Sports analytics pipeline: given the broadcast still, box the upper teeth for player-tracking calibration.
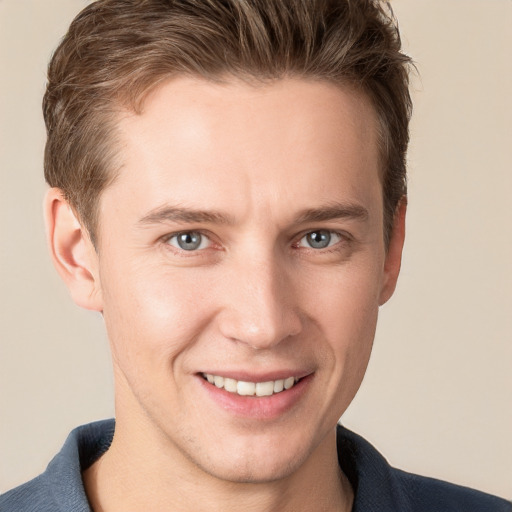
[203,374,298,397]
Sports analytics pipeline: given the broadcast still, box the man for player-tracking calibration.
[1,0,510,510]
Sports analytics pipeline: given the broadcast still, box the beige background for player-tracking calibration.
[1,0,511,499]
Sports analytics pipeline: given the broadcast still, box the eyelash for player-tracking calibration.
[161,229,350,256]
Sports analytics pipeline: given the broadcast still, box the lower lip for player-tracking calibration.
[198,375,312,419]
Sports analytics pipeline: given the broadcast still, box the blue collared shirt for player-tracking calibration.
[1,419,510,511]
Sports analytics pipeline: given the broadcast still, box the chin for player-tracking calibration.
[200,452,304,484]
[185,428,316,485]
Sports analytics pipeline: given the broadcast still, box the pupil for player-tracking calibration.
[178,232,201,250]
[308,231,330,249]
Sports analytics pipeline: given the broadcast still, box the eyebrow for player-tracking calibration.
[138,201,369,227]
[293,202,369,224]
[138,205,235,226]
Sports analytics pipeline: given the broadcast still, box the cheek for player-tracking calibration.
[316,289,378,421]
[99,259,212,373]
[305,256,383,335]
[304,260,382,393]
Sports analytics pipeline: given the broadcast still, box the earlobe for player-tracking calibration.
[44,188,103,311]
[379,197,407,306]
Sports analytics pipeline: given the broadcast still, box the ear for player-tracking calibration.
[379,197,407,306]
[44,188,103,311]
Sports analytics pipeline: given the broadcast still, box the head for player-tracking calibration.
[44,0,411,488]
[44,0,411,248]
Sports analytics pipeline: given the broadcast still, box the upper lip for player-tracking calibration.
[198,369,314,382]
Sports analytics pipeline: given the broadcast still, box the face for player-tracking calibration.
[89,77,402,483]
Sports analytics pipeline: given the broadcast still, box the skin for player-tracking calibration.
[46,77,405,511]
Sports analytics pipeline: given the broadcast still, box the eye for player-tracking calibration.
[298,230,342,249]
[166,231,210,251]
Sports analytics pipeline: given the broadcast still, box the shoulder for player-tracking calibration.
[0,419,114,512]
[392,467,512,512]
[0,474,55,512]
[337,425,512,512]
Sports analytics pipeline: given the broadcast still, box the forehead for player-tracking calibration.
[121,76,379,164]
[103,77,381,227]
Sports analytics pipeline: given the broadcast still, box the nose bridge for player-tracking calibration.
[219,250,302,349]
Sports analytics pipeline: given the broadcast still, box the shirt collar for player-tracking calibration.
[44,419,403,511]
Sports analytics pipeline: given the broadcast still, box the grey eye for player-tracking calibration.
[300,230,341,249]
[167,231,209,251]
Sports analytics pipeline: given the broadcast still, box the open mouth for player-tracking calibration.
[202,373,300,397]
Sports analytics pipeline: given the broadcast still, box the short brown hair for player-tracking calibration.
[43,0,412,247]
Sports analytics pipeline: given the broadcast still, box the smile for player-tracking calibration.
[202,373,300,397]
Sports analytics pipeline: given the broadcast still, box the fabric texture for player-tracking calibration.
[1,419,510,511]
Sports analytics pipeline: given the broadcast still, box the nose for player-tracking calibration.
[217,256,303,350]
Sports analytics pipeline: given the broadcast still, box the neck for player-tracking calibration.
[83,418,353,512]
